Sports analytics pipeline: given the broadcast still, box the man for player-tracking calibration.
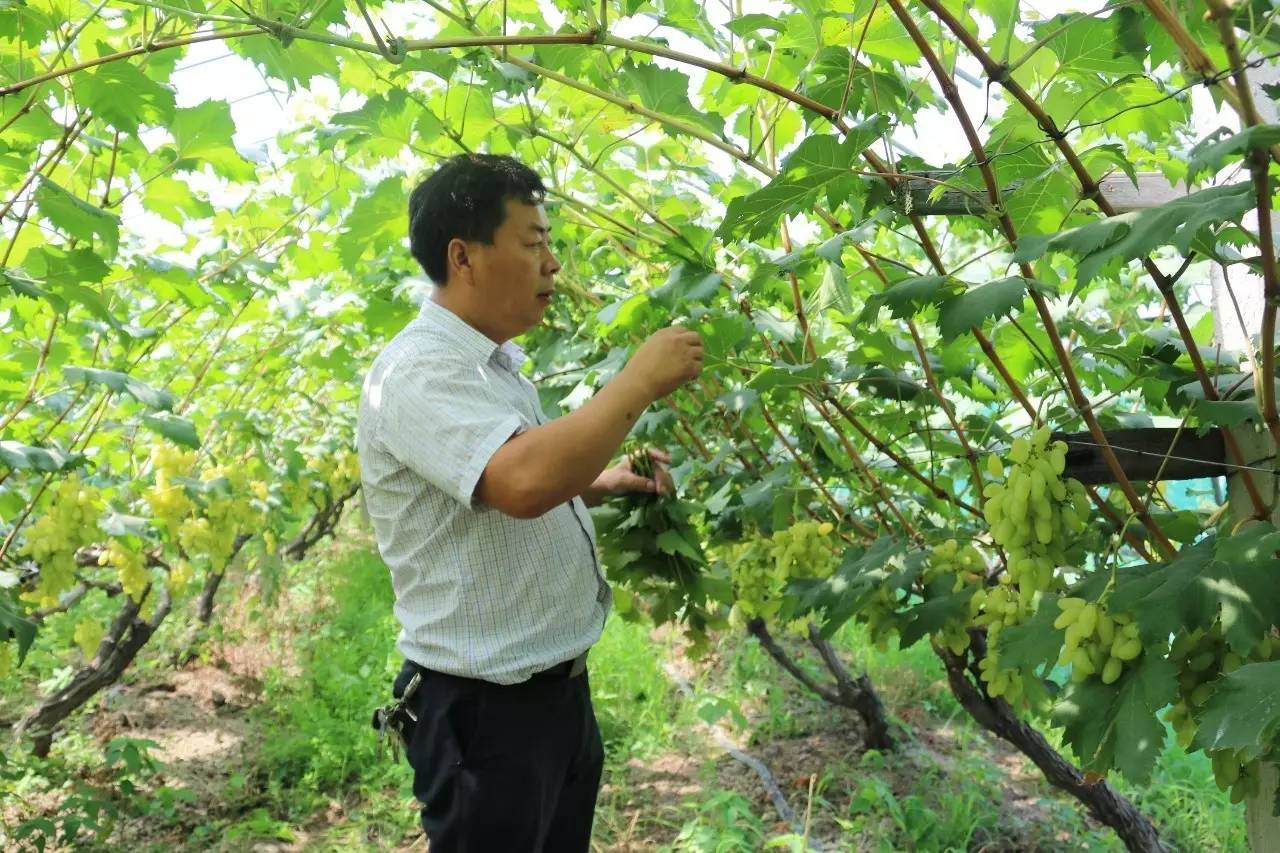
[356,153,703,851]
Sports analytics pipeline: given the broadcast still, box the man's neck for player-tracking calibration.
[430,288,507,344]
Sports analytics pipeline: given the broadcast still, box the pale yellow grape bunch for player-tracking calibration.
[177,516,238,572]
[727,521,837,628]
[99,540,149,602]
[20,475,103,608]
[1054,597,1141,684]
[306,448,361,495]
[977,644,1024,702]
[725,539,783,625]
[146,445,197,537]
[768,521,838,580]
[971,582,1035,699]
[73,616,104,658]
[925,539,987,655]
[982,425,1089,604]
[183,462,268,572]
[331,450,360,491]
[169,559,194,587]
[924,539,985,593]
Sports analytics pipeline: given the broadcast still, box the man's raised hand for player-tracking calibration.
[624,327,703,401]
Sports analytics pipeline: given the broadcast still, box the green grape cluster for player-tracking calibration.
[728,521,836,630]
[924,539,986,655]
[971,583,1034,701]
[73,616,103,659]
[1164,626,1280,752]
[1209,748,1263,804]
[0,642,11,677]
[21,475,103,609]
[1054,597,1142,684]
[982,426,1089,604]
[99,540,149,602]
[860,585,900,651]
[977,644,1024,702]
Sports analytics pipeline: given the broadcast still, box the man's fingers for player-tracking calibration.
[616,471,658,493]
[646,448,671,464]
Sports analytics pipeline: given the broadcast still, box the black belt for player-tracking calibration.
[401,651,588,686]
[529,650,588,681]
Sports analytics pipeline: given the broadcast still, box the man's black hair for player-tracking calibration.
[407,154,546,285]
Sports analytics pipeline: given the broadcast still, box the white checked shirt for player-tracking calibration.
[356,300,611,685]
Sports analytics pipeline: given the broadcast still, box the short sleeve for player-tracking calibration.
[373,356,527,507]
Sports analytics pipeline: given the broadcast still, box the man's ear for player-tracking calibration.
[447,238,472,283]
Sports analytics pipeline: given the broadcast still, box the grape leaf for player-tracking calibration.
[852,366,924,401]
[747,359,832,393]
[0,0,52,46]
[142,413,201,449]
[0,597,38,666]
[34,177,120,256]
[1,267,56,306]
[997,593,1065,673]
[623,62,725,139]
[1108,524,1280,656]
[143,175,215,225]
[337,178,404,270]
[0,440,86,473]
[1053,655,1177,783]
[1187,125,1280,183]
[789,536,914,636]
[1114,7,1147,64]
[656,529,701,561]
[898,582,974,649]
[170,101,256,182]
[648,262,722,309]
[937,276,1045,342]
[726,13,785,36]
[858,275,954,324]
[1191,399,1259,427]
[1036,14,1146,75]
[75,60,175,134]
[1192,662,1280,755]
[1012,183,1255,287]
[63,367,175,411]
[719,118,884,241]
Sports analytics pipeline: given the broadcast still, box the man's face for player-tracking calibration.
[466,199,560,338]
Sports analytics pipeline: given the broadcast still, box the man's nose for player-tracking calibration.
[545,249,561,276]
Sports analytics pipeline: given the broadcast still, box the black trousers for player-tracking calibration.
[392,659,604,852]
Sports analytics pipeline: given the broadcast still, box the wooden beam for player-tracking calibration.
[894,172,1193,217]
[1055,428,1228,484]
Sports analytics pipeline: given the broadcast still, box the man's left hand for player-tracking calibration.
[593,448,674,499]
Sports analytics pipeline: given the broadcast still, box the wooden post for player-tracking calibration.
[1224,426,1279,850]
[1214,53,1280,853]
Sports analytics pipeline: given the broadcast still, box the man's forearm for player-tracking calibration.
[480,369,654,517]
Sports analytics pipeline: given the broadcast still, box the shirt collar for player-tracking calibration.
[418,300,528,371]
